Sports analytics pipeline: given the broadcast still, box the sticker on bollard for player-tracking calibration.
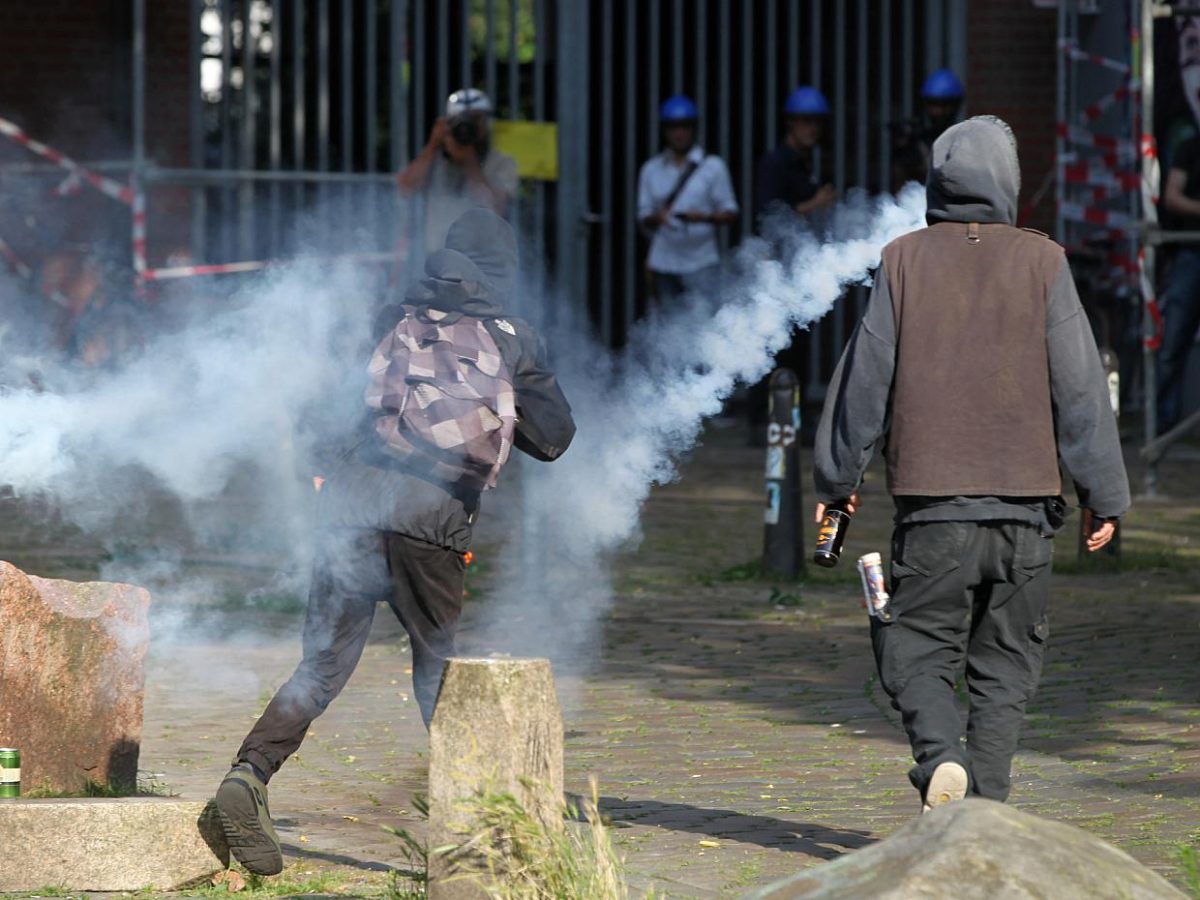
[0,749,20,798]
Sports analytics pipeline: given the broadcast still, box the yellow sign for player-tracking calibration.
[491,120,559,181]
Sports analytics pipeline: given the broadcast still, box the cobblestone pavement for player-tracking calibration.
[2,427,1198,897]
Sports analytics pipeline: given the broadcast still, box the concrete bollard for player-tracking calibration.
[427,657,563,900]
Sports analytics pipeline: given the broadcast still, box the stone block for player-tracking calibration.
[0,561,149,793]
[0,798,229,891]
[428,657,563,900]
[746,798,1187,900]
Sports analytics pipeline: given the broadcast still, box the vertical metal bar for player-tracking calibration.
[132,0,146,286]
[856,0,868,193]
[925,0,944,74]
[1140,0,1159,491]
[696,0,707,140]
[294,0,307,231]
[220,0,234,260]
[878,0,891,193]
[342,0,353,171]
[509,0,519,118]
[649,0,660,141]
[787,0,798,91]
[270,0,283,254]
[461,0,471,89]
[808,0,826,395]
[390,0,407,170]
[719,0,730,166]
[902,0,914,120]
[625,0,637,332]
[534,0,547,314]
[556,0,590,322]
[189,0,207,263]
[240,0,256,257]
[485,0,497,102]
[317,0,331,213]
[437,0,449,107]
[601,3,614,345]
[765,0,777,151]
[832,0,846,353]
[364,0,378,249]
[672,0,683,94]
[740,1,752,236]
[414,0,426,141]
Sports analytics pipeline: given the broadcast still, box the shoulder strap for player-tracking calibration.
[663,156,704,209]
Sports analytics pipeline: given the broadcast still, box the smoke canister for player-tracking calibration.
[813,503,851,568]
[0,748,19,798]
[856,553,893,622]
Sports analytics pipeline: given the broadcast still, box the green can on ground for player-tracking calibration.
[0,748,20,798]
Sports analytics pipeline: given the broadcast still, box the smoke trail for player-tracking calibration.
[485,185,927,668]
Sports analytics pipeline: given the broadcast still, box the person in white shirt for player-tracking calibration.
[637,95,739,309]
[397,88,519,256]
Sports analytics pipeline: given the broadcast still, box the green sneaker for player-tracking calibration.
[215,763,284,876]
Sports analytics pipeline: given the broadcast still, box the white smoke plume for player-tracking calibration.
[0,185,926,676]
[486,185,928,666]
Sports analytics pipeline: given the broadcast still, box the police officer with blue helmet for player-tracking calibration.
[753,86,836,224]
[637,94,739,308]
[892,68,965,190]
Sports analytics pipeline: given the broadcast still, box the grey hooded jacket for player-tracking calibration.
[316,209,576,551]
[813,116,1130,526]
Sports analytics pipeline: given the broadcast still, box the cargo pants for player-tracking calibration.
[236,527,465,781]
[871,520,1053,802]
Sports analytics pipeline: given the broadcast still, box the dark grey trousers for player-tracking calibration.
[237,527,465,780]
[872,520,1053,801]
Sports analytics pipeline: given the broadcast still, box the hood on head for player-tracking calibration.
[925,115,1021,226]
[443,207,518,302]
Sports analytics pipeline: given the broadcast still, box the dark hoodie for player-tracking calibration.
[317,208,576,551]
[813,116,1130,526]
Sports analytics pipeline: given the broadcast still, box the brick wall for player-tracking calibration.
[967,0,1058,235]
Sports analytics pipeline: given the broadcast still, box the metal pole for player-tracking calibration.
[317,0,330,213]
[294,0,307,231]
[461,0,471,89]
[718,0,730,167]
[485,0,496,102]
[508,0,519,118]
[240,0,256,258]
[879,0,891,193]
[270,0,283,255]
[221,0,234,260]
[189,0,207,264]
[624,0,638,334]
[391,0,407,171]
[808,0,823,398]
[833,0,846,349]
[132,0,146,292]
[1141,0,1160,493]
[556,0,590,321]
[766,0,778,152]
[365,0,378,249]
[649,0,660,144]
[672,0,683,94]
[601,3,614,346]
[763,368,804,579]
[902,0,914,120]
[741,1,752,237]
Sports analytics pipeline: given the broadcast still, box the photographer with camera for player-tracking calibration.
[397,88,519,255]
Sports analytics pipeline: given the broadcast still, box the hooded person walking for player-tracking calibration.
[813,116,1129,812]
[214,208,576,876]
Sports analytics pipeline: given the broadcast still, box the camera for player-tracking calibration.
[451,117,479,146]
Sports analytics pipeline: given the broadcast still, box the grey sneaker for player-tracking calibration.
[922,761,968,814]
[215,763,284,876]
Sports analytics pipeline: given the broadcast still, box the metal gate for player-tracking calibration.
[169,0,964,385]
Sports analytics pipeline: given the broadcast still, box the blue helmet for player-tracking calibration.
[921,68,965,100]
[660,94,699,123]
[784,86,830,117]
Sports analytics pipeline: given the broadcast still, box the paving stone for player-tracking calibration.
[0,798,228,891]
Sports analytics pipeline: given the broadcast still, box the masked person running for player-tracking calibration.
[813,116,1129,812]
[214,209,575,876]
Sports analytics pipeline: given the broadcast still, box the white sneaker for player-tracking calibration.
[921,761,968,814]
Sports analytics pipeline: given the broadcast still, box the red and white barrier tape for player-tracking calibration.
[1056,123,1137,160]
[1078,83,1137,125]
[1062,160,1141,192]
[1057,38,1133,75]
[0,117,134,206]
[141,250,401,282]
[0,236,32,280]
[1059,200,1134,230]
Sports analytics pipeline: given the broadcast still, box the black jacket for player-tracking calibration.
[813,116,1130,526]
[315,209,575,551]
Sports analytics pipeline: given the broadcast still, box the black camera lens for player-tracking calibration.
[452,119,478,146]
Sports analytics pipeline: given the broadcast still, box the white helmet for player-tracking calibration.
[446,88,493,120]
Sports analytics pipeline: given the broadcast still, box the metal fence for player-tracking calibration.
[152,0,965,389]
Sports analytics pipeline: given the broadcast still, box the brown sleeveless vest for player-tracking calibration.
[883,221,1063,497]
